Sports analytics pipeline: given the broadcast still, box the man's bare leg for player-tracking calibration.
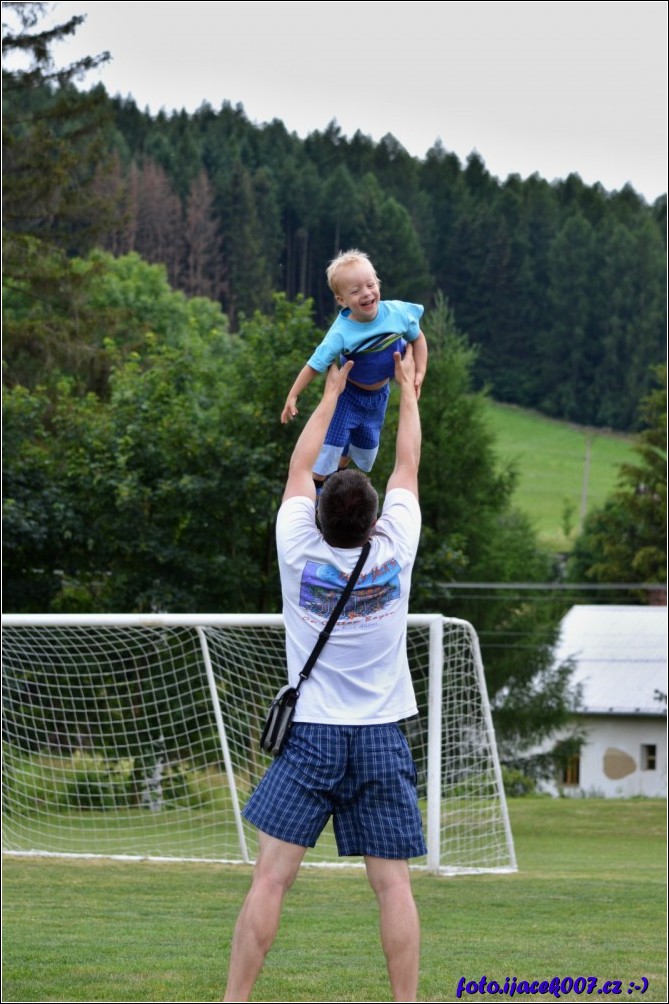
[365,856,420,1003]
[223,832,307,1002]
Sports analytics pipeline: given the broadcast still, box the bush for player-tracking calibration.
[501,766,537,797]
[61,754,133,810]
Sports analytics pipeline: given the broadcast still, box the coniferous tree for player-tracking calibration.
[539,213,598,421]
[252,166,284,294]
[2,2,111,252]
[591,214,667,429]
[92,149,137,258]
[418,141,465,307]
[2,2,114,390]
[217,159,273,328]
[279,156,323,300]
[134,160,183,288]
[567,365,667,586]
[182,169,223,300]
[348,173,432,303]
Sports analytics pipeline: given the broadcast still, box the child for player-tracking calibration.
[281,249,427,489]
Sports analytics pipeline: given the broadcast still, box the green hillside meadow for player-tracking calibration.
[484,401,636,553]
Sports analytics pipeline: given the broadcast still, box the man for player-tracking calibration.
[223,344,424,1003]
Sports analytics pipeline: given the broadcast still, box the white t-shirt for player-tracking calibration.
[275,488,421,724]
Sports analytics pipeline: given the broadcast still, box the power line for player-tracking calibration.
[438,582,666,591]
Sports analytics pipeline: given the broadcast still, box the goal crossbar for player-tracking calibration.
[2,613,517,875]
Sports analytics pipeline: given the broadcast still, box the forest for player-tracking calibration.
[3,12,667,430]
[2,3,666,767]
[101,101,666,432]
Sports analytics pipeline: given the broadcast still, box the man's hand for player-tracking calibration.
[410,330,427,401]
[387,343,421,497]
[394,342,416,393]
[324,358,354,398]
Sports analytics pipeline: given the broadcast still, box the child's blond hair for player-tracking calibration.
[326,249,381,295]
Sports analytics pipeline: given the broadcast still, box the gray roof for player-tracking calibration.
[553,605,668,716]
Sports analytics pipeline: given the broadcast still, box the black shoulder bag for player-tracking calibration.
[260,540,371,756]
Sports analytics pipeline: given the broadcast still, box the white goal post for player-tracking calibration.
[2,614,517,875]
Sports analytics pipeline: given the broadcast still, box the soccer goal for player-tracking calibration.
[2,614,516,875]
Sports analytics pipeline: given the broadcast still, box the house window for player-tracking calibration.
[561,755,580,786]
[641,744,657,770]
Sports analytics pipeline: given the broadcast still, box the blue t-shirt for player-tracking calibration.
[307,300,424,385]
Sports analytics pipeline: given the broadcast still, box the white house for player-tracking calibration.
[548,604,667,798]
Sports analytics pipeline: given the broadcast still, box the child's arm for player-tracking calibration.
[412,331,428,400]
[280,364,320,424]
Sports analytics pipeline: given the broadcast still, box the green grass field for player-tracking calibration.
[484,401,635,552]
[2,798,666,1002]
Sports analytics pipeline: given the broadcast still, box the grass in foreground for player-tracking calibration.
[2,798,666,1002]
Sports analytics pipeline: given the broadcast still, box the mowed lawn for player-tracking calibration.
[484,400,635,552]
[2,797,665,1002]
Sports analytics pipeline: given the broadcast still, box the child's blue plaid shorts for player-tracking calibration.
[243,722,427,859]
[313,382,391,476]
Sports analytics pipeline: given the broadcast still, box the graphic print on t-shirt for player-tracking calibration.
[299,559,401,621]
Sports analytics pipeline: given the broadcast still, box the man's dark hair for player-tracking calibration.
[318,469,378,547]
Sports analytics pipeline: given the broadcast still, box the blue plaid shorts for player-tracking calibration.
[243,723,427,859]
[325,382,390,450]
[313,382,391,476]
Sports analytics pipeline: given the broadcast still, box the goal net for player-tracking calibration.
[2,614,516,875]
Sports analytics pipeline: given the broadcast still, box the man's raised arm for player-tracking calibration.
[386,344,421,499]
[282,360,354,503]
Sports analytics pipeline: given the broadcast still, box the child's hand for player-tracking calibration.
[281,396,298,423]
[414,371,425,400]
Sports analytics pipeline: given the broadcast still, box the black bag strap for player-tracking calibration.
[297,540,371,687]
